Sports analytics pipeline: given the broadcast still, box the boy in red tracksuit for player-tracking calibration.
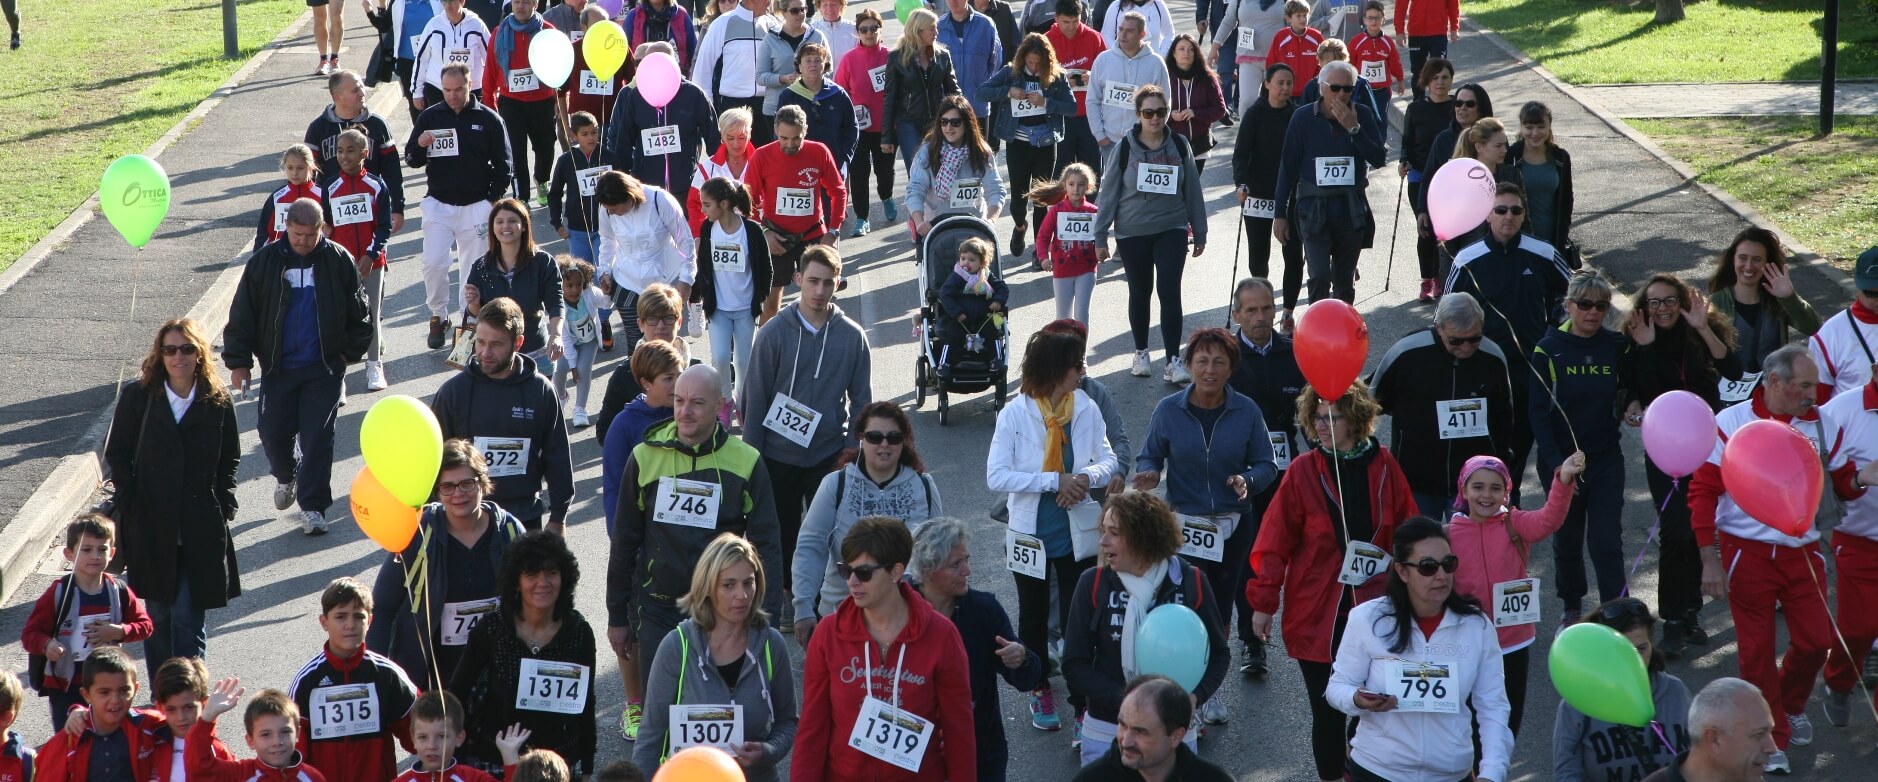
[187,681,325,782]
[744,108,849,319]
[288,579,418,782]
[0,669,34,782]
[21,516,153,732]
[1265,0,1324,97]
[1348,1,1404,109]
[34,649,166,782]
[393,692,502,782]
[1392,0,1458,99]
[1044,3,1108,171]
[319,128,396,391]
[149,657,234,782]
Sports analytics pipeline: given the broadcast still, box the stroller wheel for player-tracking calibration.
[938,387,950,425]
[915,357,930,408]
[994,377,1008,410]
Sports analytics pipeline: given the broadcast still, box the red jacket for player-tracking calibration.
[482,21,560,103]
[1248,445,1417,663]
[562,36,633,120]
[744,139,848,241]
[288,646,419,782]
[150,731,236,782]
[792,582,976,782]
[318,169,394,270]
[1393,0,1459,38]
[1045,21,1107,117]
[252,181,325,254]
[391,761,500,782]
[1265,26,1325,96]
[1348,32,1404,89]
[1,730,35,782]
[21,574,155,693]
[35,709,167,782]
[186,719,325,782]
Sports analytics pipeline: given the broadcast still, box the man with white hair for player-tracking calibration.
[1641,677,1775,782]
[1270,59,1384,305]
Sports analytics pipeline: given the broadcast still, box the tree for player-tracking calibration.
[1655,0,1685,24]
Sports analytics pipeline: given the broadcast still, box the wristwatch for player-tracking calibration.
[1349,122,1363,136]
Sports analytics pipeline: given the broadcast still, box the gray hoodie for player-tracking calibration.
[1552,670,1692,782]
[792,463,943,619]
[1093,126,1208,246]
[739,301,873,468]
[634,620,799,782]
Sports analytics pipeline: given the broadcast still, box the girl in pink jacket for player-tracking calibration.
[1446,451,1582,736]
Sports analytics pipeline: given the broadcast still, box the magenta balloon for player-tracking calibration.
[1642,390,1718,477]
[1427,157,1497,242]
[638,52,682,108]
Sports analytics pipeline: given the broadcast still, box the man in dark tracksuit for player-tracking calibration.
[1225,277,1302,675]
[304,69,407,233]
[224,199,375,536]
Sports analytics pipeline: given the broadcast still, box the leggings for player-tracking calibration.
[499,97,558,201]
[848,129,896,215]
[2,0,15,35]
[1470,646,1531,766]
[1118,228,1190,359]
[552,338,600,412]
[1649,456,1704,621]
[1053,273,1096,324]
[1296,649,1359,778]
[1017,552,1094,697]
[1243,214,1304,310]
[1057,115,1101,175]
[1408,180,1440,280]
[1005,139,1057,234]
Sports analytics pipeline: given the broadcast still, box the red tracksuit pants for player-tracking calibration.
[1721,533,1834,750]
[1824,532,1878,695]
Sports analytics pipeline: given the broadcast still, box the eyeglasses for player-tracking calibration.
[857,24,879,32]
[837,562,888,582]
[1405,555,1460,577]
[1325,83,1354,93]
[437,478,482,496]
[1643,297,1680,311]
[642,315,679,328]
[1444,334,1483,346]
[937,116,966,128]
[160,344,200,356]
[862,430,906,445]
[1453,99,1479,108]
[1137,107,1169,118]
[1492,205,1524,216]
[1570,298,1612,312]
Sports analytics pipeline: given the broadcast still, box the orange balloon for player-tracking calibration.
[653,746,743,782]
[350,466,419,552]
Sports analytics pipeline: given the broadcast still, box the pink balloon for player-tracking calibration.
[1427,157,1496,242]
[1641,390,1717,477]
[638,52,682,109]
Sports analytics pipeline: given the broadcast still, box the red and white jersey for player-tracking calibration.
[1809,302,1878,399]
[1690,390,1863,548]
[1824,382,1878,542]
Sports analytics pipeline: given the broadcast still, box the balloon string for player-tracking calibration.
[1619,478,1675,598]
[100,246,145,485]
[1461,265,1581,459]
[1801,543,1878,725]
[1326,405,1357,582]
[1650,721,1677,756]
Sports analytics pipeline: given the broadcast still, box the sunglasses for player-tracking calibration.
[1453,99,1479,108]
[1596,597,1652,624]
[643,315,679,327]
[1138,107,1169,118]
[1570,298,1612,312]
[937,116,967,128]
[160,343,200,356]
[837,562,889,582]
[784,5,806,13]
[1862,289,1878,299]
[1405,555,1460,577]
[437,478,481,496]
[1444,335,1483,346]
[1325,83,1355,93]
[857,24,879,32]
[1492,205,1525,216]
[862,430,906,445]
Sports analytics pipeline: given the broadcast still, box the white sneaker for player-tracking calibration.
[573,410,591,428]
[301,510,329,536]
[1197,697,1228,724]
[338,384,349,407]
[273,480,296,511]
[365,360,388,391]
[1167,359,1191,385]
[1130,350,1152,377]
[1764,749,1791,775]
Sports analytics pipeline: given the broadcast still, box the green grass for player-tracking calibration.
[1630,116,1878,267]
[1465,0,1878,84]
[0,0,308,271]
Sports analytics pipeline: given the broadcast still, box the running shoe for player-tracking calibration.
[1010,224,1027,257]
[1166,358,1191,385]
[1029,687,1062,731]
[1864,649,1878,688]
[1070,713,1083,750]
[1131,350,1152,377]
[10,32,19,50]
[1197,697,1228,724]
[274,479,297,511]
[882,199,898,222]
[535,183,549,208]
[1765,750,1791,775]
[317,56,331,76]
[1239,637,1268,676]
[572,410,590,428]
[1419,278,1436,301]
[1787,713,1813,747]
[365,360,387,391]
[301,510,329,536]
[621,701,644,740]
[850,218,870,237]
[600,319,615,352]
[1683,610,1709,645]
[429,316,448,349]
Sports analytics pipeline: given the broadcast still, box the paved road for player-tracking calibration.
[1578,80,1878,119]
[2,2,1874,780]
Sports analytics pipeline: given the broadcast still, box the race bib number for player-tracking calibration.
[1436,398,1487,440]
[653,477,722,529]
[847,696,934,772]
[577,165,608,197]
[1268,432,1292,470]
[761,393,822,447]
[446,48,472,66]
[1010,93,1046,118]
[1719,371,1763,404]
[1315,155,1355,187]
[711,241,747,274]
[571,309,599,344]
[1136,163,1178,195]
[1058,213,1095,243]
[947,179,982,210]
[669,704,744,752]
[1338,541,1391,586]
[440,597,499,646]
[1005,530,1046,579]
[273,202,292,233]
[1101,81,1137,109]
[1237,27,1257,53]
[775,187,815,217]
[430,129,460,157]
[642,125,682,156]
[309,684,381,739]
[507,67,539,92]
[1361,60,1386,83]
[331,193,373,227]
[578,69,613,96]
[854,103,872,128]
[1241,197,1275,219]
[68,614,113,661]
[516,658,590,715]
[474,436,530,478]
[868,64,888,92]
[1176,514,1228,563]
[1065,69,1090,94]
[1383,660,1459,713]
[1492,577,1541,627]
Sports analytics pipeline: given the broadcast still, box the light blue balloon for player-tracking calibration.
[1136,603,1209,692]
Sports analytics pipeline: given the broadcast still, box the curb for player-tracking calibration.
[0,12,317,605]
[1461,20,1858,295]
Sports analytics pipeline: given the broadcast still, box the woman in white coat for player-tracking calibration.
[986,325,1119,734]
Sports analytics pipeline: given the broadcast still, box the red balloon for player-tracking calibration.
[1293,301,1369,402]
[1720,419,1822,537]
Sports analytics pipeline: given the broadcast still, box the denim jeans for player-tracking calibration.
[894,119,926,169]
[708,306,756,402]
[565,229,598,264]
[145,576,207,685]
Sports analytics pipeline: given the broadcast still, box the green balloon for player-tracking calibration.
[99,154,171,249]
[895,0,923,24]
[1550,623,1655,727]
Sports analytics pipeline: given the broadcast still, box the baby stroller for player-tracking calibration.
[913,214,1011,424]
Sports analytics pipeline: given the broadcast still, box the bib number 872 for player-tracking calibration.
[485,450,521,468]
[864,717,919,754]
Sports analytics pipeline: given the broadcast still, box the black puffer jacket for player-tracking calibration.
[882,47,962,137]
[223,238,374,373]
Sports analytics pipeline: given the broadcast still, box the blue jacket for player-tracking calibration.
[973,64,1077,144]
[936,9,1005,119]
[605,79,722,196]
[777,79,860,170]
[602,395,674,534]
[1531,324,1630,468]
[938,266,1010,321]
[1136,386,1279,516]
[1272,100,1387,222]
[945,588,1041,782]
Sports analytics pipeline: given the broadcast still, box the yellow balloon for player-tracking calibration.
[585,20,628,81]
[360,395,444,507]
[350,467,419,553]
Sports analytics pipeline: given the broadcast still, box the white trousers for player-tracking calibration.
[420,197,491,319]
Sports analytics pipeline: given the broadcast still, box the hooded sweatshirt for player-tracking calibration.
[1553,670,1692,782]
[602,395,674,534]
[794,463,944,618]
[1092,127,1206,245]
[430,353,575,525]
[1085,44,1170,144]
[1531,324,1629,468]
[792,581,978,782]
[634,620,799,782]
[740,302,873,468]
[1445,472,1575,652]
[756,26,830,115]
[305,104,407,214]
[365,502,528,688]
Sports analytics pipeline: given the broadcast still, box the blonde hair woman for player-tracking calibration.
[881,8,962,165]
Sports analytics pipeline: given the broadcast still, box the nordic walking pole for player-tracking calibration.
[1227,203,1244,326]
[1383,174,1404,293]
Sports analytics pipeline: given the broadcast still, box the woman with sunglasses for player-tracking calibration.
[988,326,1120,738]
[1326,517,1511,782]
[757,0,830,134]
[906,95,1008,241]
[1531,270,1633,632]
[1249,379,1417,782]
[1705,227,1822,396]
[832,9,899,236]
[792,402,942,642]
[367,439,529,689]
[793,517,977,782]
[1620,273,1741,657]
[1552,598,1692,782]
[1094,84,1207,383]
[1399,57,1455,302]
[1437,117,1521,253]
[975,32,1076,257]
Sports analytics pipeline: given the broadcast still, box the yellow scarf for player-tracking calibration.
[1037,392,1074,474]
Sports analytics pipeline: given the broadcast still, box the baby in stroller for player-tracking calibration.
[937,236,1009,380]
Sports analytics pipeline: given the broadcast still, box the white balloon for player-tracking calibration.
[528,28,576,90]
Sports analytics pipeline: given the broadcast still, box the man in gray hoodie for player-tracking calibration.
[739,247,872,625]
[1085,11,1170,164]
